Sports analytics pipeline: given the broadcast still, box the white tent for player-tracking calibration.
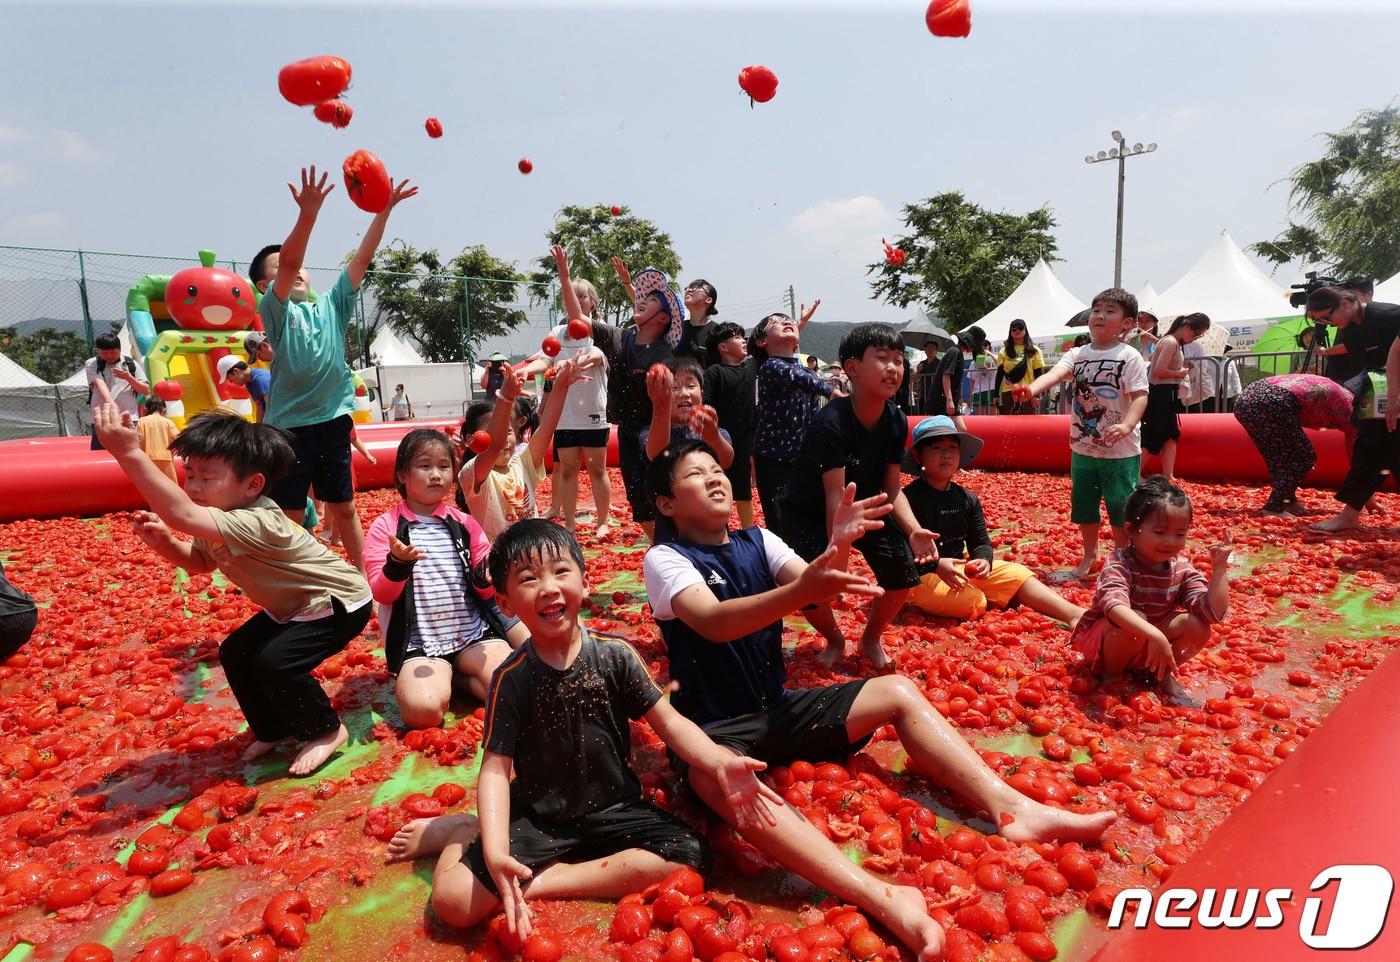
[0,352,47,387]
[369,326,424,366]
[1137,281,1161,315]
[1374,272,1400,303]
[965,259,1086,337]
[1154,230,1293,327]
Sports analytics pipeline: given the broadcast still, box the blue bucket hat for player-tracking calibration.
[632,268,684,349]
[904,415,984,472]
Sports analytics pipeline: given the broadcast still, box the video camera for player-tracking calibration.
[1288,271,1340,309]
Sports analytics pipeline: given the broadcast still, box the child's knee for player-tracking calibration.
[430,868,490,929]
[399,698,445,730]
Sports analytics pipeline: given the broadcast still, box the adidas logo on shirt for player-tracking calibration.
[706,570,726,587]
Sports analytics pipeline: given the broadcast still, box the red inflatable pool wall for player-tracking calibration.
[1092,649,1400,962]
[0,414,1349,522]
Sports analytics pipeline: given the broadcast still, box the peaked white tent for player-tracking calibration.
[369,326,424,366]
[0,351,47,387]
[1137,281,1161,314]
[1154,231,1293,332]
[965,259,1087,340]
[1374,272,1400,303]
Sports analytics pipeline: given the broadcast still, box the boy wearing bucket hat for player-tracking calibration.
[902,417,1085,626]
[591,267,684,538]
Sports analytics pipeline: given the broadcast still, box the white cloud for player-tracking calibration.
[0,123,103,164]
[2,212,72,238]
[792,196,897,239]
[0,162,27,186]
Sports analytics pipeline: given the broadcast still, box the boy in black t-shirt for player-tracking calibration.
[780,324,938,669]
[702,322,758,528]
[386,520,780,939]
[642,440,1116,962]
[901,416,1084,627]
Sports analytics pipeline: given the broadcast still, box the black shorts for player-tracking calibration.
[1141,383,1182,455]
[268,414,355,508]
[784,518,920,591]
[672,682,870,782]
[462,798,707,896]
[553,427,611,451]
[725,435,754,501]
[617,429,655,523]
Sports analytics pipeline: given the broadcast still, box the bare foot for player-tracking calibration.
[1069,556,1095,580]
[1365,496,1383,515]
[595,522,612,540]
[288,724,348,776]
[242,739,280,763]
[387,814,480,862]
[870,884,944,962]
[1309,515,1359,533]
[817,641,844,668]
[995,795,1117,843]
[542,509,560,521]
[1064,611,1084,633]
[860,638,893,671]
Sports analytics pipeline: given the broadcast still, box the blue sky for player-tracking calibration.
[3,0,1398,326]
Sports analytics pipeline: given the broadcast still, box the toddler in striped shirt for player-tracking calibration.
[1070,476,1231,704]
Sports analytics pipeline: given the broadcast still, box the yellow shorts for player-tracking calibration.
[908,560,1035,620]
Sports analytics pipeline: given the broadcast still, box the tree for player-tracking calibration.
[1253,103,1400,281]
[0,324,106,383]
[356,242,528,364]
[527,205,682,324]
[866,192,1059,331]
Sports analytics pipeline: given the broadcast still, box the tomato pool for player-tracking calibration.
[1,470,1396,962]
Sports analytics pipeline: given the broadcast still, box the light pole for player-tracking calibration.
[1085,131,1157,288]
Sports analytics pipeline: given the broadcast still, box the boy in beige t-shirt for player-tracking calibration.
[92,405,370,777]
[457,358,584,539]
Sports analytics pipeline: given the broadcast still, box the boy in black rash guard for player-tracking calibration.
[386,520,781,939]
[779,324,937,670]
[900,417,1085,627]
[642,440,1116,962]
[702,322,758,528]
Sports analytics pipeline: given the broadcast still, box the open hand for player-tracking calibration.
[131,510,175,548]
[713,753,785,831]
[798,545,884,603]
[1103,423,1132,443]
[799,299,821,327]
[553,356,589,389]
[908,527,940,564]
[386,178,418,210]
[688,405,720,441]
[486,852,534,939]
[551,244,569,273]
[388,535,422,563]
[611,256,632,288]
[498,363,525,402]
[830,484,891,548]
[288,166,334,212]
[935,558,968,590]
[92,401,139,456]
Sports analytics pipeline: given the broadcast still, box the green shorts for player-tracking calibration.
[1069,453,1140,526]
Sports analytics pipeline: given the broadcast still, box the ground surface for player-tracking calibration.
[1,469,1397,962]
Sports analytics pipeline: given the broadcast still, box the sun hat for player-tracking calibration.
[631,268,685,349]
[243,331,269,355]
[488,352,507,362]
[215,354,248,384]
[903,415,984,472]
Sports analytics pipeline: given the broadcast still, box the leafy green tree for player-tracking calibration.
[356,242,528,364]
[527,205,682,324]
[0,324,105,382]
[1253,103,1400,281]
[866,192,1059,330]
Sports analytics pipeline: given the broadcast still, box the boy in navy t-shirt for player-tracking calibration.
[643,356,734,468]
[779,324,938,669]
[642,439,1117,962]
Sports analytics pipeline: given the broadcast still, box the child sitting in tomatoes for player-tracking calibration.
[900,416,1085,628]
[385,520,780,939]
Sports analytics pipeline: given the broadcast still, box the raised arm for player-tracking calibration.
[460,366,522,491]
[273,166,334,303]
[645,365,675,463]
[527,357,584,473]
[797,299,821,332]
[670,560,876,644]
[611,257,636,305]
[552,245,587,323]
[93,402,221,542]
[348,180,418,290]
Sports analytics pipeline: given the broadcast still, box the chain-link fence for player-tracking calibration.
[0,245,567,438]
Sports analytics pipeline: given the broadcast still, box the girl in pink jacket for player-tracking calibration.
[365,430,527,729]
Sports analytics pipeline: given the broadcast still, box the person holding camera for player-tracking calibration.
[85,331,150,451]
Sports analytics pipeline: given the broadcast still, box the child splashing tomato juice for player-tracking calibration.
[1069,476,1232,704]
[365,429,529,730]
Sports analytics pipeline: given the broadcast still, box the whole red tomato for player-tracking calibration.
[149,868,195,897]
[610,902,653,944]
[518,158,534,175]
[342,149,392,213]
[567,318,592,340]
[313,99,353,128]
[610,205,622,216]
[126,847,171,877]
[45,877,95,911]
[425,117,444,139]
[925,0,972,38]
[522,932,563,962]
[65,945,115,962]
[541,336,562,357]
[470,430,493,453]
[737,65,779,105]
[278,56,352,106]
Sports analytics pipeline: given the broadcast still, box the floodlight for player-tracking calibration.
[1147,143,1157,151]
[1109,148,1119,158]
[1111,130,1123,141]
[1085,155,1095,163]
[1133,142,1143,151]
[1097,151,1107,160]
